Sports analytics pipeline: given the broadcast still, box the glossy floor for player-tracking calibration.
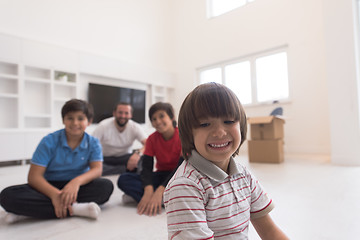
[0,154,359,240]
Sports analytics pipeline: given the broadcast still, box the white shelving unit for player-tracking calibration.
[151,84,175,105]
[52,70,77,129]
[18,65,78,130]
[151,85,167,103]
[0,61,19,129]
[0,60,79,162]
[23,66,52,128]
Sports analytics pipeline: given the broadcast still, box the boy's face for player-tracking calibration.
[193,117,241,172]
[151,110,174,135]
[63,111,89,138]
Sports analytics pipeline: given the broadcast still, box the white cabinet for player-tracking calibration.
[151,85,166,103]
[151,85,174,104]
[0,60,78,162]
[0,61,78,131]
[23,66,52,128]
[0,61,19,129]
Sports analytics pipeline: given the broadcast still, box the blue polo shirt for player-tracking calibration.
[31,129,103,181]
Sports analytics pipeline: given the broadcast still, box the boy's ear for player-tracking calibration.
[88,119,93,125]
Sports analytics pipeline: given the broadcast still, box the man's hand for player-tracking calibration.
[127,153,140,171]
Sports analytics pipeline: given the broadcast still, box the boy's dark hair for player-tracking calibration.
[149,102,177,127]
[178,82,247,159]
[113,102,133,112]
[61,99,94,122]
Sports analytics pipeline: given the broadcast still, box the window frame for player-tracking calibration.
[354,0,360,126]
[207,0,255,18]
[197,46,290,106]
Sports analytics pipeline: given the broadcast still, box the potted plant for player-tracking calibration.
[56,72,68,82]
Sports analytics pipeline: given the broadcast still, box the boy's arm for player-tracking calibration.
[161,156,184,187]
[137,155,159,216]
[140,185,165,216]
[251,214,289,240]
[61,161,102,209]
[28,164,67,218]
[141,156,185,215]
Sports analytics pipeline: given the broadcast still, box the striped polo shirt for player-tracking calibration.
[164,150,274,239]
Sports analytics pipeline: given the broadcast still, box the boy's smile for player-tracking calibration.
[63,111,89,138]
[193,117,241,172]
[151,110,175,140]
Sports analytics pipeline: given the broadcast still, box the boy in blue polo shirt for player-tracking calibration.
[0,99,114,223]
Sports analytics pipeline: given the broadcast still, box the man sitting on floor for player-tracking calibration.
[92,102,147,176]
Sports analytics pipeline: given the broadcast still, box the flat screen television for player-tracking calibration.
[88,83,146,124]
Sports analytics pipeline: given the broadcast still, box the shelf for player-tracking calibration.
[53,101,66,129]
[0,76,18,95]
[54,81,77,86]
[151,85,167,103]
[0,73,18,79]
[0,98,18,128]
[0,61,78,131]
[0,93,18,98]
[24,77,51,84]
[0,61,18,75]
[153,86,165,95]
[24,81,51,115]
[54,70,76,83]
[24,116,51,128]
[24,113,52,118]
[24,66,50,79]
[154,96,165,103]
[54,84,76,100]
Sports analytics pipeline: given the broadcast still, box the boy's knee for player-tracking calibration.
[101,180,114,204]
[117,175,126,190]
[0,187,14,210]
[117,173,133,190]
[94,178,114,204]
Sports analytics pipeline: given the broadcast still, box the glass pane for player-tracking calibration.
[225,61,252,104]
[210,0,246,17]
[199,68,222,84]
[256,52,289,102]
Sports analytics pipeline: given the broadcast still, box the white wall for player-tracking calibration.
[170,0,331,156]
[0,0,173,73]
[323,0,360,165]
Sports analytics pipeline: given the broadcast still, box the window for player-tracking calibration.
[255,52,289,102]
[355,0,360,127]
[197,49,289,105]
[225,61,252,104]
[199,68,222,84]
[207,0,254,18]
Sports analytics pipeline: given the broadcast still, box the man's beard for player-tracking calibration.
[116,118,129,127]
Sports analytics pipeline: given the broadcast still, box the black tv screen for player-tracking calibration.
[88,83,146,124]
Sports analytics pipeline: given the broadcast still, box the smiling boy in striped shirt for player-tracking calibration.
[164,83,288,240]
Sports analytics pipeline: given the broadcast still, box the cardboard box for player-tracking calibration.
[248,139,284,163]
[248,116,285,140]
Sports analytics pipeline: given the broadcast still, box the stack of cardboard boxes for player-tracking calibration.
[247,116,285,163]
